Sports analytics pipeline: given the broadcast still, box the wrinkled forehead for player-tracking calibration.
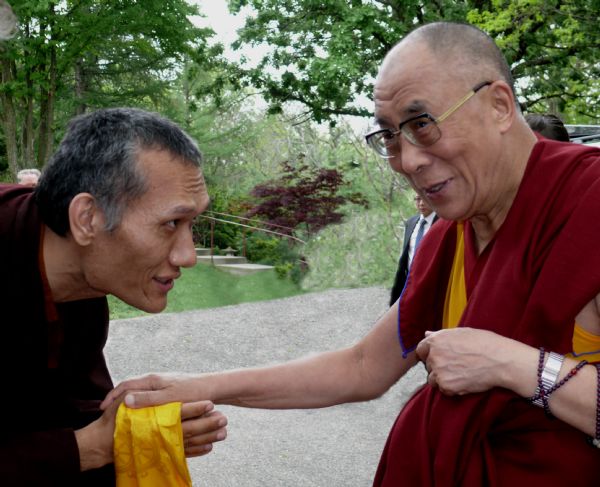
[373,41,462,125]
[374,42,435,122]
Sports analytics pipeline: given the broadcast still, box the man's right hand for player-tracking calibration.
[75,390,123,471]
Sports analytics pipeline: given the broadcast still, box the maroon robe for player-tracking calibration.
[374,139,600,486]
[0,184,115,486]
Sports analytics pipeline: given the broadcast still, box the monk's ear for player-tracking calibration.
[488,80,516,134]
[68,193,104,246]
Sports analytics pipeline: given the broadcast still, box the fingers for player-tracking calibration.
[181,400,214,420]
[101,374,166,410]
[182,410,228,458]
[182,410,228,439]
[123,389,173,409]
[103,389,128,419]
[416,339,430,363]
[416,330,437,362]
[185,444,214,458]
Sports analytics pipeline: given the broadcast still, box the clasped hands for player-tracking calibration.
[78,381,227,472]
[416,327,523,396]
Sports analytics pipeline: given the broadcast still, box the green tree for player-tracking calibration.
[227,0,600,123]
[0,0,215,177]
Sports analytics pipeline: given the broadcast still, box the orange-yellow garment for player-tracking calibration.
[442,223,467,329]
[114,402,192,487]
[568,323,600,362]
[442,222,600,360]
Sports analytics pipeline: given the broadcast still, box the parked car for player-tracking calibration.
[565,124,600,147]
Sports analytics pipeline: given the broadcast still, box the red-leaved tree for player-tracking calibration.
[246,162,368,239]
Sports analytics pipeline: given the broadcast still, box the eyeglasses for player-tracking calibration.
[365,81,493,159]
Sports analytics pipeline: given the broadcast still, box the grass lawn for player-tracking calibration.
[108,264,305,320]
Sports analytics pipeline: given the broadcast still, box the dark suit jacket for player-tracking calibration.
[389,214,438,305]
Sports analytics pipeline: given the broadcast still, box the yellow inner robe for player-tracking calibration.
[442,223,600,362]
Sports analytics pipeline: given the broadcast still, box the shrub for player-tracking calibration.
[241,233,307,283]
[301,207,406,291]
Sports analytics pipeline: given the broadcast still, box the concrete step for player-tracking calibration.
[215,263,275,276]
[196,255,248,265]
[195,247,212,256]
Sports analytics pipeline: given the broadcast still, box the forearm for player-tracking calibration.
[198,344,417,410]
[501,346,597,436]
[112,304,415,411]
[420,328,599,437]
[74,424,113,471]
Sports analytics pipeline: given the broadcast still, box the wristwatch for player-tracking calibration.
[532,351,564,407]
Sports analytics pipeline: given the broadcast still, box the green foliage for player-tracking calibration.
[191,186,250,250]
[241,233,307,283]
[227,0,600,123]
[1,0,219,176]
[468,0,600,121]
[243,234,284,263]
[0,169,12,183]
[301,204,412,291]
[108,263,304,320]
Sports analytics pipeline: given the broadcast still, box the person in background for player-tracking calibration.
[0,108,227,486]
[104,23,600,485]
[525,113,570,142]
[16,168,41,187]
[0,0,17,40]
[389,194,437,305]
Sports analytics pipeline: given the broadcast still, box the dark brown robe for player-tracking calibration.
[0,184,115,486]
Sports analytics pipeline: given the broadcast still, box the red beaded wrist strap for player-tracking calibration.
[530,348,588,418]
[531,348,551,413]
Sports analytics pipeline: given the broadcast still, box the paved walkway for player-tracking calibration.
[105,286,426,487]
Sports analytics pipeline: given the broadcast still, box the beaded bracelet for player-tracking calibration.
[532,347,551,413]
[530,348,588,418]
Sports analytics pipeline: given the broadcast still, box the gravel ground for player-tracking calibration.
[105,286,427,487]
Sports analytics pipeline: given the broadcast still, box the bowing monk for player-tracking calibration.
[105,23,600,485]
[0,108,227,486]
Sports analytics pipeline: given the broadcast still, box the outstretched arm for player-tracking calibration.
[102,303,417,410]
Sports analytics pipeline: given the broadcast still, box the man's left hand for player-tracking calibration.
[416,327,530,396]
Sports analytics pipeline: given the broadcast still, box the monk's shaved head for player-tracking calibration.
[382,22,516,99]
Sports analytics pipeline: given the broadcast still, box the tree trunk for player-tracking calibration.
[0,54,19,178]
[74,58,87,115]
[37,4,56,166]
[22,23,35,168]
[22,70,35,168]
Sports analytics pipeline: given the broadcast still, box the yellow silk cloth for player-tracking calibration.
[442,222,600,361]
[114,402,192,487]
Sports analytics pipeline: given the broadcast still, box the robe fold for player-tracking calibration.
[375,139,600,486]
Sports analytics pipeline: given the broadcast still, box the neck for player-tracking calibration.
[42,225,104,303]
[470,125,537,254]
